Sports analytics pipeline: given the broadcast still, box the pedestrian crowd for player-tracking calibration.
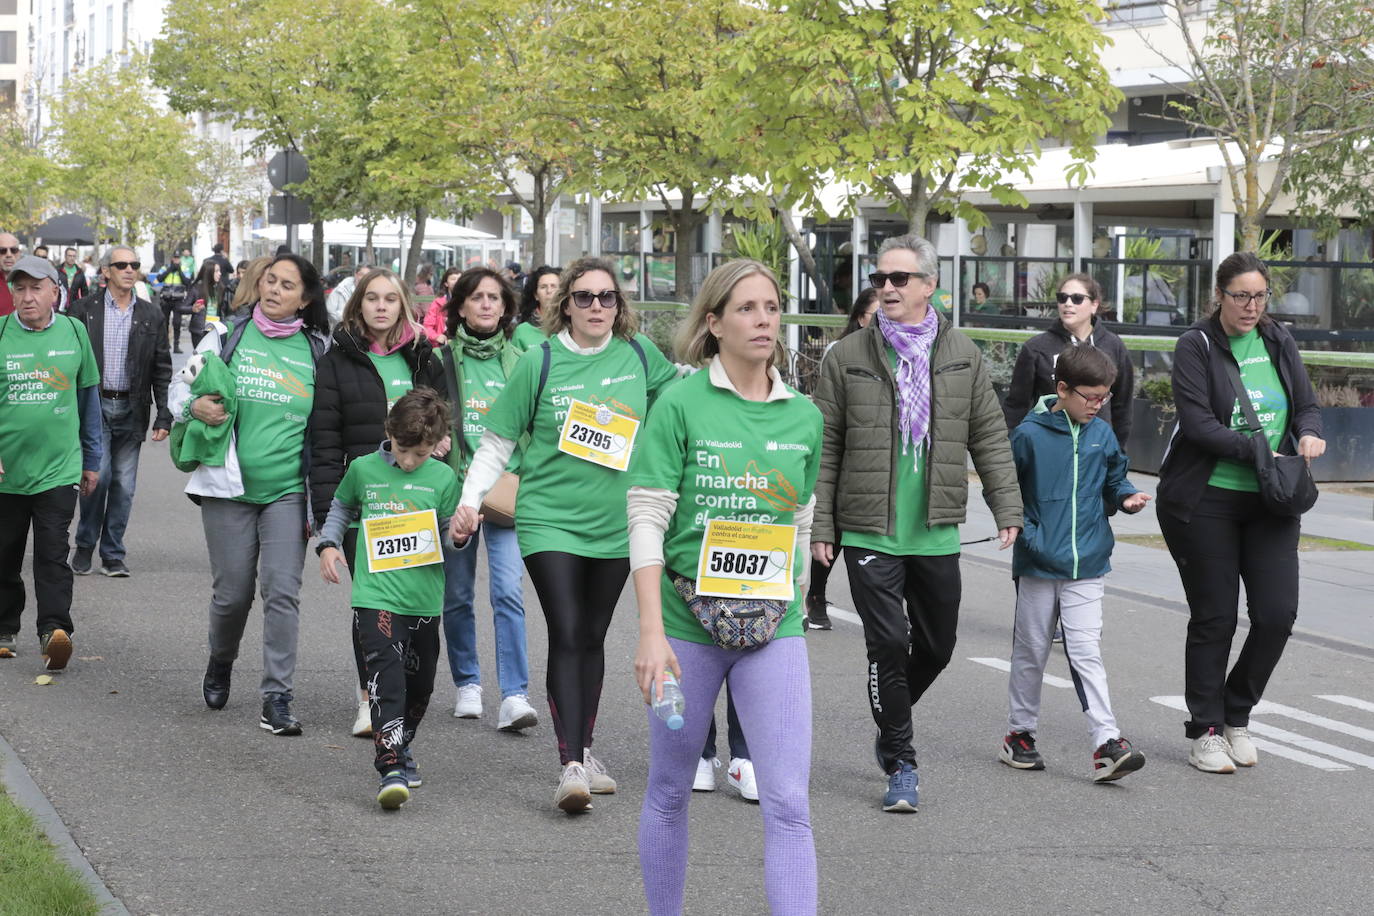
[0,228,1327,914]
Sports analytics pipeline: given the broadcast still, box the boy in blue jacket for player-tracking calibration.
[1000,345,1151,782]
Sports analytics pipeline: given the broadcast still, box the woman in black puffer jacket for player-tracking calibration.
[309,267,447,738]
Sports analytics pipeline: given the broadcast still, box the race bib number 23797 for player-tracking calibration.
[363,509,443,574]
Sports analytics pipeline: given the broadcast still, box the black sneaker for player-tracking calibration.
[203,658,232,710]
[0,633,17,658]
[1000,731,1045,770]
[70,546,94,576]
[805,595,832,631]
[1092,736,1146,783]
[402,747,421,788]
[377,770,410,810]
[259,695,302,736]
[100,559,131,578]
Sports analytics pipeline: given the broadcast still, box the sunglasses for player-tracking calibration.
[108,261,141,271]
[0,247,20,255]
[1056,292,1092,305]
[570,289,619,309]
[869,271,929,289]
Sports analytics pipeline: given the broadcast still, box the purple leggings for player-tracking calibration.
[638,636,816,915]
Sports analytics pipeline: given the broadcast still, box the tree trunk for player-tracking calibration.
[364,222,376,267]
[775,204,830,309]
[311,219,325,271]
[670,190,707,303]
[1239,215,1261,253]
[404,204,428,287]
[906,176,930,236]
[529,170,548,270]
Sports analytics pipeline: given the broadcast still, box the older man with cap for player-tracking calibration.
[0,230,22,316]
[67,246,172,577]
[0,256,103,668]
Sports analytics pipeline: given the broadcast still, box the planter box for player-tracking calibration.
[1127,398,1173,474]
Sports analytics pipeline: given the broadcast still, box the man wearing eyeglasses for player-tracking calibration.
[0,256,103,668]
[0,231,22,317]
[812,234,1022,813]
[65,246,172,578]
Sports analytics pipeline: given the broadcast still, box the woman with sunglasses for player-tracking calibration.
[1156,251,1323,774]
[1001,273,1134,446]
[452,256,678,812]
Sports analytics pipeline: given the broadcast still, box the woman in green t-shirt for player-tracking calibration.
[512,265,561,351]
[437,267,539,734]
[452,257,678,813]
[627,260,822,915]
[310,268,446,738]
[171,253,331,738]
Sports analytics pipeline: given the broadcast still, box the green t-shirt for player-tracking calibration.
[335,451,459,615]
[231,322,316,504]
[842,344,961,556]
[0,314,100,495]
[511,321,544,351]
[1208,329,1289,492]
[628,369,823,645]
[367,351,413,410]
[484,333,677,557]
[457,351,509,474]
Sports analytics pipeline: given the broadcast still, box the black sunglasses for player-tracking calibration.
[570,289,619,309]
[0,247,20,255]
[108,261,141,271]
[1055,292,1092,305]
[869,271,929,289]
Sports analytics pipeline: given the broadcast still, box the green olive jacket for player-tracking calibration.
[812,315,1023,544]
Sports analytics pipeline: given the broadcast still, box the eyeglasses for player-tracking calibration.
[1221,289,1270,306]
[869,271,929,289]
[570,289,619,309]
[1056,292,1092,305]
[1070,387,1112,408]
[108,261,141,271]
[0,247,20,255]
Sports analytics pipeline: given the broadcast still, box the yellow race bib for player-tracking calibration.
[557,399,641,472]
[695,519,796,601]
[363,509,443,574]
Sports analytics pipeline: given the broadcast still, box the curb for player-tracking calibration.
[0,731,131,916]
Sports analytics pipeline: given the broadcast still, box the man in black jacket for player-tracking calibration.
[66,246,173,577]
[60,248,90,303]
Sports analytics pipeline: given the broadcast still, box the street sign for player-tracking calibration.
[267,150,310,191]
[268,194,312,226]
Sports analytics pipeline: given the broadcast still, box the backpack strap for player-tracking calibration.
[529,340,552,435]
[627,334,649,376]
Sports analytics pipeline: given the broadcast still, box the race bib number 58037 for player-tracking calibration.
[694,519,796,601]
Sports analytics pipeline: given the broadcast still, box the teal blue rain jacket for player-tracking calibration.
[1010,394,1140,581]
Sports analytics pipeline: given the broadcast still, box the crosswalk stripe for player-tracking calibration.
[1252,700,1374,744]
[1248,738,1354,772]
[827,607,862,627]
[1316,695,1374,715]
[968,657,1073,689]
[1150,696,1365,771]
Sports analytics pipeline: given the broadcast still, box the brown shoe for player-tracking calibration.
[40,629,72,671]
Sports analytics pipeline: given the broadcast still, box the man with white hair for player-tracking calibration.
[0,256,103,668]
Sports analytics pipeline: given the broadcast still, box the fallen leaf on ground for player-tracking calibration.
[324,745,345,750]
[34,675,54,686]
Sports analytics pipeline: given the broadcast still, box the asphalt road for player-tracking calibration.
[2,443,1373,916]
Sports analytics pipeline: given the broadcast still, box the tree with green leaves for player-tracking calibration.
[0,112,61,234]
[1147,0,1374,250]
[722,0,1121,235]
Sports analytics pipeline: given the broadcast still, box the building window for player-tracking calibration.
[0,31,16,65]
[0,0,17,15]
[0,80,16,111]
[105,5,113,55]
[1103,0,1165,22]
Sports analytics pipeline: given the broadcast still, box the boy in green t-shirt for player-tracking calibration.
[317,389,462,809]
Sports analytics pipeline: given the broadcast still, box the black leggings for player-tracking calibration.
[343,528,367,692]
[1158,486,1300,739]
[523,551,629,765]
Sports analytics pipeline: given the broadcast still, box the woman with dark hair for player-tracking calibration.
[1156,251,1324,774]
[513,265,561,350]
[436,268,538,731]
[1002,273,1134,447]
[310,268,446,738]
[168,252,331,736]
[452,257,678,812]
[188,261,228,347]
[422,266,464,345]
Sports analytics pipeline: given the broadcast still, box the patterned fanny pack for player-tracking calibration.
[670,571,786,650]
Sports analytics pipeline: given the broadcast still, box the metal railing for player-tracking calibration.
[1084,257,1211,329]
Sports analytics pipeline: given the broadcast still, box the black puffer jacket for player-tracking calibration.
[308,327,445,528]
[1001,317,1134,446]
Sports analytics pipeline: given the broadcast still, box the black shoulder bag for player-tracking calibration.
[1220,355,1318,517]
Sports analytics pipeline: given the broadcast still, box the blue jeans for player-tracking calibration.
[441,522,529,697]
[75,397,143,563]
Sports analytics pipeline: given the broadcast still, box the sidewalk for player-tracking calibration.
[963,471,1374,650]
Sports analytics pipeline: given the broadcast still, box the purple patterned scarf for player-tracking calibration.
[877,305,938,465]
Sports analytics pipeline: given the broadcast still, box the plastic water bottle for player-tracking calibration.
[652,671,685,730]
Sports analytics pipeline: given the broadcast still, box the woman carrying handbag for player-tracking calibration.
[1156,251,1325,775]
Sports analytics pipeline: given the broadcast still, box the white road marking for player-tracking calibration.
[1150,696,1361,771]
[1316,695,1374,715]
[969,657,1074,689]
[827,607,862,626]
[1252,700,1374,744]
[1248,738,1354,772]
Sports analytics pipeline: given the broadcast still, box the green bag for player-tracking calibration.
[169,353,238,472]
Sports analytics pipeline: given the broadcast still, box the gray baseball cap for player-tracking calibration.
[8,254,61,285]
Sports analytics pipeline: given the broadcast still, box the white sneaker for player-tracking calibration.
[454,684,483,718]
[554,762,592,813]
[1189,729,1236,774]
[1224,726,1258,767]
[693,756,719,792]
[498,694,538,731]
[351,690,372,738]
[727,757,759,802]
[583,749,617,794]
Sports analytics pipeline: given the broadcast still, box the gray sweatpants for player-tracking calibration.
[201,493,307,699]
[1007,575,1120,749]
